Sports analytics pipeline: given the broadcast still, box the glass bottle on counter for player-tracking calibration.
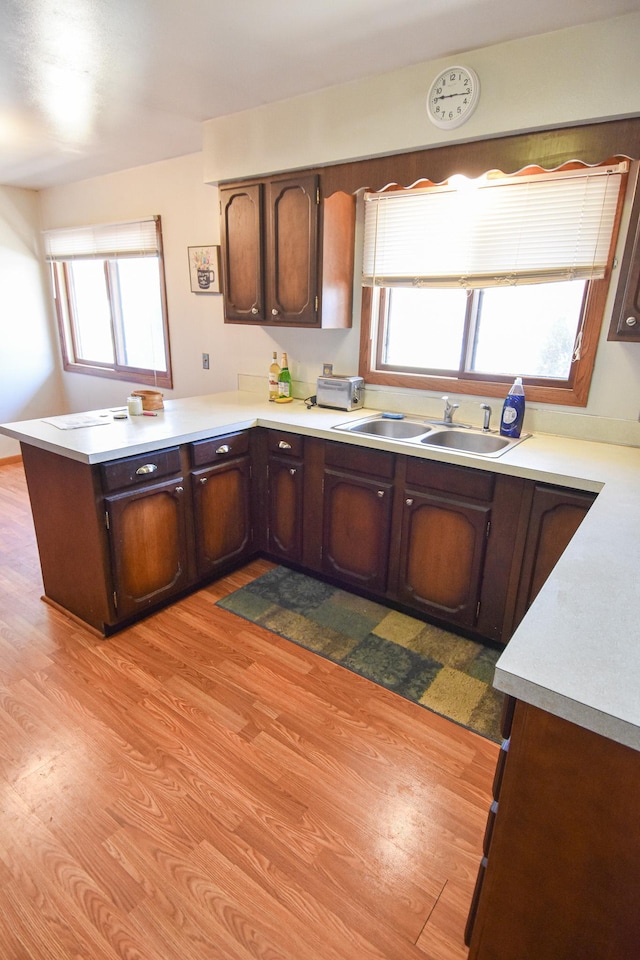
[268,351,280,400]
[278,353,292,398]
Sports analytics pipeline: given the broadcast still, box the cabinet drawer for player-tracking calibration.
[191,431,250,466]
[405,457,495,501]
[267,431,304,458]
[101,447,182,492]
[324,440,395,479]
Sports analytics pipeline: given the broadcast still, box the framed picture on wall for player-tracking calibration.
[188,245,221,293]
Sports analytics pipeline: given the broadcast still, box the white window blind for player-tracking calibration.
[43,217,160,260]
[362,163,627,289]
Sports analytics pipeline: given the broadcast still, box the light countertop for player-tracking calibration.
[3,391,640,751]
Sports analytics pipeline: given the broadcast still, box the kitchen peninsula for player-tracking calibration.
[3,390,640,959]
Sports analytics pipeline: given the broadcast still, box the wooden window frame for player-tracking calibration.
[359,165,627,407]
[49,219,173,389]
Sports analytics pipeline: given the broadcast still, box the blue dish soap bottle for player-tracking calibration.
[500,377,525,438]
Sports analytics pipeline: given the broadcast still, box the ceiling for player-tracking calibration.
[1,0,638,191]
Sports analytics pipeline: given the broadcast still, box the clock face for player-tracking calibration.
[427,65,480,130]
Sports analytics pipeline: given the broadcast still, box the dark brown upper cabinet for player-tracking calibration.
[220,172,355,328]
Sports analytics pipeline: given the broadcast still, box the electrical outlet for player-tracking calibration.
[202,353,209,369]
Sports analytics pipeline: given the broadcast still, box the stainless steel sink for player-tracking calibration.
[342,417,434,439]
[421,430,513,455]
[334,415,530,457]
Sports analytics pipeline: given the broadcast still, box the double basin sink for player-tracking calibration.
[333,415,530,458]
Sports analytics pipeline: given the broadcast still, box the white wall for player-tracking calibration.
[0,186,63,458]
[12,13,640,449]
[203,14,640,183]
[39,152,363,425]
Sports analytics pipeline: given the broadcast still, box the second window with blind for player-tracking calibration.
[44,216,172,388]
[359,161,628,406]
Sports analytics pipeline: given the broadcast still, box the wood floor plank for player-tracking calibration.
[0,460,498,959]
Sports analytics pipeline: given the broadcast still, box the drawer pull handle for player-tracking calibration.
[175,486,184,494]
[289,468,296,476]
[625,316,637,326]
[135,463,158,475]
[199,477,207,485]
[405,498,414,506]
[215,444,230,455]
[278,440,292,450]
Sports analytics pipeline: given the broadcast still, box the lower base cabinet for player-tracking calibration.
[393,458,494,630]
[191,432,254,578]
[19,427,597,641]
[512,482,596,629]
[467,699,640,960]
[265,431,305,563]
[106,477,191,621]
[321,441,395,593]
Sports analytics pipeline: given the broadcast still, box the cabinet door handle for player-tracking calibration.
[278,440,292,450]
[175,486,184,494]
[215,444,230,455]
[135,463,158,475]
[271,308,279,316]
[625,316,638,326]
[251,307,258,315]
[289,468,297,476]
[405,498,414,506]
[377,490,385,498]
[199,477,208,485]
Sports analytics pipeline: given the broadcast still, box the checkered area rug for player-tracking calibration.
[216,566,504,742]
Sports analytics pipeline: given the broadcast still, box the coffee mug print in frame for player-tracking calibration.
[188,245,221,293]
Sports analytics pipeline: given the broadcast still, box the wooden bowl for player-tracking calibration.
[131,389,164,411]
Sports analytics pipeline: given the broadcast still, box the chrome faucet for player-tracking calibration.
[480,403,492,432]
[442,395,459,424]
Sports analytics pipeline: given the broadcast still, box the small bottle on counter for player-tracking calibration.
[278,353,292,398]
[499,377,525,438]
[268,351,280,401]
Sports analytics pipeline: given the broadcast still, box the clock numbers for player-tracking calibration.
[426,65,480,129]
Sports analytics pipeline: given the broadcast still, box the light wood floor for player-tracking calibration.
[0,459,497,960]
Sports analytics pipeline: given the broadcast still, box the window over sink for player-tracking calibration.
[359,160,628,406]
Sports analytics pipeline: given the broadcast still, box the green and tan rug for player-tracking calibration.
[216,566,504,742]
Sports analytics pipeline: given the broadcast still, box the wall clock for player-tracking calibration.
[427,65,480,130]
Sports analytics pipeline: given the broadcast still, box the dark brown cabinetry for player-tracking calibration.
[393,458,494,630]
[609,175,640,341]
[190,432,253,578]
[467,699,640,960]
[321,441,395,594]
[265,431,305,563]
[105,480,191,621]
[19,426,596,640]
[102,447,192,621]
[512,482,596,629]
[388,458,527,642]
[220,172,356,328]
[218,182,264,322]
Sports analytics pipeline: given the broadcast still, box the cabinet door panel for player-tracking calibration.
[322,470,393,592]
[268,455,304,561]
[608,177,640,340]
[398,491,490,627]
[267,174,318,324]
[220,183,265,321]
[192,459,252,576]
[106,478,190,619]
[513,484,595,627]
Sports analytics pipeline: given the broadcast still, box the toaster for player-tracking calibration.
[316,375,365,411]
